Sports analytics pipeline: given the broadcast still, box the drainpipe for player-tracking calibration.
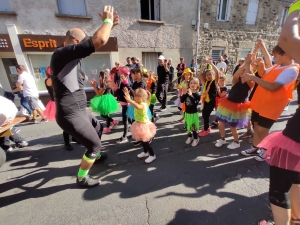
[195,0,201,69]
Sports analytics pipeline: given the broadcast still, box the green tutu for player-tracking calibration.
[90,94,119,116]
[150,93,157,105]
[184,112,200,133]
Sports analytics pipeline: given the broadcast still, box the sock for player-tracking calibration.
[77,168,89,180]
[234,141,239,144]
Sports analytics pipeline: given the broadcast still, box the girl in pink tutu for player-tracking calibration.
[123,87,157,164]
[44,67,56,121]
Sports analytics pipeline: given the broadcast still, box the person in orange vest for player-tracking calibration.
[240,45,298,161]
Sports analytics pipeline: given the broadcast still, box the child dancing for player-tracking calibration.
[180,77,201,147]
[123,88,157,164]
[198,60,219,136]
[90,71,119,133]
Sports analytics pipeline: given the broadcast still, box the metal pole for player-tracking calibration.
[195,0,201,70]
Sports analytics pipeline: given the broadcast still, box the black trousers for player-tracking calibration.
[269,166,300,209]
[121,105,130,138]
[0,133,23,150]
[101,115,113,128]
[156,83,168,109]
[202,100,216,131]
[149,104,156,122]
[56,110,103,159]
[142,141,154,156]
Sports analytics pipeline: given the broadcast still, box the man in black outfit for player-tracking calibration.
[156,55,169,111]
[50,5,119,188]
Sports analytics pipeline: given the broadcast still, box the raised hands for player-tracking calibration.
[98,5,119,27]
[123,87,131,101]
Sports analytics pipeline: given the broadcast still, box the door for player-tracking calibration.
[142,52,161,73]
[1,58,18,90]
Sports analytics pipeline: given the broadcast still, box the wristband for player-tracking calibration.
[123,79,128,85]
[104,18,113,27]
[288,1,300,15]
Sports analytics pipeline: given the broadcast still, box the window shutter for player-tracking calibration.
[72,0,87,16]
[246,0,259,25]
[0,0,12,11]
[225,0,232,21]
[216,0,221,20]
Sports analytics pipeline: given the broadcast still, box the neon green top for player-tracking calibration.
[134,102,149,123]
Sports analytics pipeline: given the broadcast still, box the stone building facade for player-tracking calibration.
[0,0,295,98]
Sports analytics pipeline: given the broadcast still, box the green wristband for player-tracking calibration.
[104,18,113,27]
[288,1,300,15]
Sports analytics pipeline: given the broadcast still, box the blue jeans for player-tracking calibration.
[18,93,32,115]
[4,91,15,102]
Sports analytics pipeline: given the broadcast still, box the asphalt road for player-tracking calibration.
[0,94,298,225]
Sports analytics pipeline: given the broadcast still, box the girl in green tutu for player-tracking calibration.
[90,70,119,133]
[180,77,201,147]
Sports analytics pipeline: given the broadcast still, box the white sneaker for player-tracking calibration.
[145,155,156,164]
[137,152,149,158]
[185,137,193,144]
[191,138,199,147]
[215,139,227,147]
[284,106,289,111]
[227,141,240,149]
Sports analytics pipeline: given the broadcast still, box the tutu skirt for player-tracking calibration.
[184,112,200,133]
[44,100,56,121]
[126,104,152,120]
[258,131,300,172]
[131,121,156,142]
[90,94,119,116]
[215,98,250,128]
[150,94,157,105]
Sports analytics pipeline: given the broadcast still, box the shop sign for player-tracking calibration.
[18,34,118,52]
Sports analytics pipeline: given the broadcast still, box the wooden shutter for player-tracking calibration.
[245,0,259,25]
[225,0,232,21]
[72,0,87,16]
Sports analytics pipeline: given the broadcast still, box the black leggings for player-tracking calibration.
[121,105,130,138]
[188,131,198,139]
[56,110,103,159]
[142,141,154,156]
[149,104,156,122]
[269,166,300,209]
[102,115,113,128]
[202,100,216,131]
[297,84,300,105]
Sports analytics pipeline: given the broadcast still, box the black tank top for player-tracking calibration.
[282,108,300,143]
[45,78,54,101]
[227,79,250,103]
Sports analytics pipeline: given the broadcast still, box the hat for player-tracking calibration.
[182,68,193,75]
[158,55,165,60]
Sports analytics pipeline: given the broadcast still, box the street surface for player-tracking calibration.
[0,93,298,225]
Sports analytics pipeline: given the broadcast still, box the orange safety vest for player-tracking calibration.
[250,65,298,120]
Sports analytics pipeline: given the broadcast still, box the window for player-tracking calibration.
[0,0,12,11]
[58,0,87,16]
[142,52,161,73]
[140,0,160,21]
[212,47,225,62]
[280,7,289,27]
[246,0,259,25]
[240,48,252,59]
[216,0,232,21]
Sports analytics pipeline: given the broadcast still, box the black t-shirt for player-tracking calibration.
[282,108,300,143]
[116,81,132,102]
[227,79,250,103]
[157,65,169,84]
[129,80,147,97]
[224,59,229,65]
[50,38,95,116]
[180,92,200,114]
[217,86,228,97]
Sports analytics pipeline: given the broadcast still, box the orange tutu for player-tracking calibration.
[130,121,156,142]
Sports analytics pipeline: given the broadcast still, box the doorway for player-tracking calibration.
[1,58,18,90]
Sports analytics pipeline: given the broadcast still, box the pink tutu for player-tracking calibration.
[130,121,156,142]
[44,100,56,121]
[258,131,300,172]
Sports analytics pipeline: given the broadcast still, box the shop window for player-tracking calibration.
[140,0,160,21]
[0,0,12,11]
[58,0,87,16]
[142,52,161,72]
[212,47,225,62]
[245,0,259,25]
[216,0,232,21]
[280,7,289,27]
